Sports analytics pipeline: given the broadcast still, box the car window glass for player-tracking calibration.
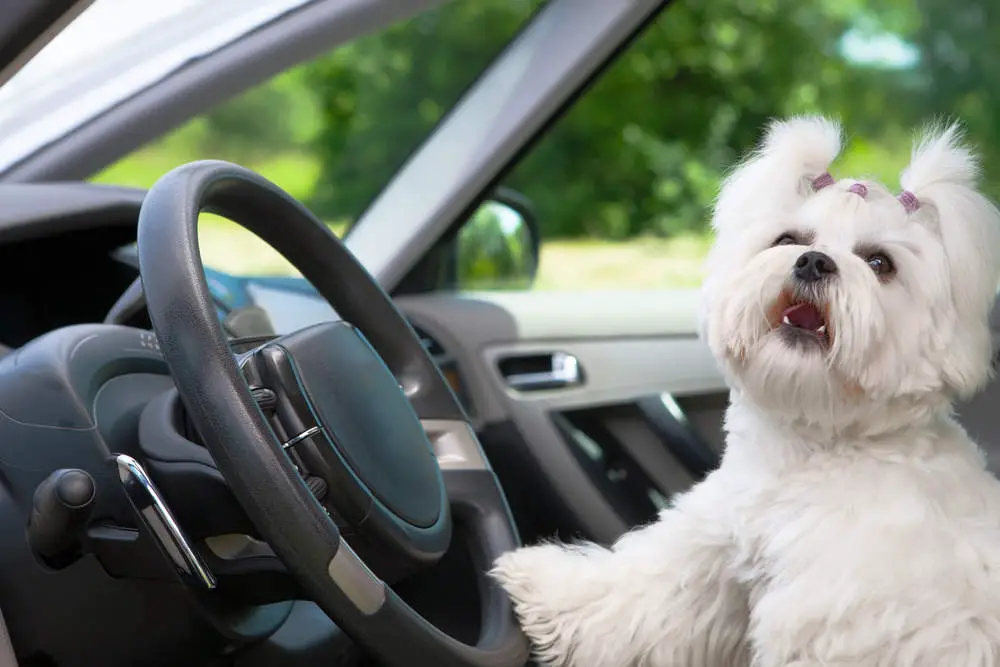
[91,0,547,275]
[477,1,997,291]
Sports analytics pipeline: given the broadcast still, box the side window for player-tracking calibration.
[458,3,1000,292]
[91,1,546,274]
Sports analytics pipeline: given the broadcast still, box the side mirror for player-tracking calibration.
[455,188,540,291]
[393,187,541,295]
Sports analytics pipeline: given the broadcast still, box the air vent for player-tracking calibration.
[407,321,473,416]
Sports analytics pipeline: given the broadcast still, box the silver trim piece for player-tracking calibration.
[0,605,17,667]
[422,419,490,470]
[115,454,217,590]
[326,538,386,615]
[502,351,582,391]
[659,393,691,426]
[283,424,323,450]
[205,533,275,560]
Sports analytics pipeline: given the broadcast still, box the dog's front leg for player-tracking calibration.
[491,470,748,667]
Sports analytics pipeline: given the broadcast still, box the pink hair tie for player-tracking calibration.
[812,172,834,190]
[898,190,920,213]
[847,182,868,198]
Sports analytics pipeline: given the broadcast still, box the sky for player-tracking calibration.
[840,27,920,69]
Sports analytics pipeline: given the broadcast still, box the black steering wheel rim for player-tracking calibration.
[137,160,528,667]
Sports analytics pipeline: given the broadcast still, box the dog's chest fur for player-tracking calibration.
[721,416,1000,666]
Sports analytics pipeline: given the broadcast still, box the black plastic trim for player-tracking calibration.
[635,396,719,479]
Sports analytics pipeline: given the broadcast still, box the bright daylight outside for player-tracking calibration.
[91,0,994,291]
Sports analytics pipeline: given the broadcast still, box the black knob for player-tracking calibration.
[250,386,278,416]
[305,475,328,503]
[27,468,96,563]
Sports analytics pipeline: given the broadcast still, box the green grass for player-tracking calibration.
[193,223,711,290]
[534,233,710,291]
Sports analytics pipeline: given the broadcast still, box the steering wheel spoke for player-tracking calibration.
[137,160,528,667]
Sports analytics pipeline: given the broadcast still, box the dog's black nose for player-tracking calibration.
[794,251,837,283]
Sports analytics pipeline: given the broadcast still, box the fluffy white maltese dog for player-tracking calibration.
[490,116,1000,666]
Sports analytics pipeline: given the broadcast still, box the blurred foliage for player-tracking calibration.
[92,0,1000,277]
[302,0,547,220]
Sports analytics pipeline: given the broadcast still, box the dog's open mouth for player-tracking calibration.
[782,302,826,334]
[770,290,831,347]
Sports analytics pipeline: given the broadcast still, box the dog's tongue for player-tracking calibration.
[783,303,824,330]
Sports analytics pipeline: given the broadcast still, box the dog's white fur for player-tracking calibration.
[490,116,1000,666]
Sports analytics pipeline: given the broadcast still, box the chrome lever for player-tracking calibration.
[503,352,582,391]
[115,454,217,590]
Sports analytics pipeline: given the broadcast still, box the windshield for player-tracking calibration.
[87,0,547,275]
[0,0,316,172]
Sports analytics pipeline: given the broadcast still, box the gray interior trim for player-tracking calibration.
[346,0,665,289]
[396,291,723,425]
[3,0,456,182]
[393,291,725,544]
[327,539,386,615]
[423,419,490,470]
[483,339,722,412]
[205,533,275,560]
[0,605,17,667]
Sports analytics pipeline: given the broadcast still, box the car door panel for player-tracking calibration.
[395,290,725,544]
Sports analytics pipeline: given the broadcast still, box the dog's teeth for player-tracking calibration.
[782,315,791,325]
[817,325,827,334]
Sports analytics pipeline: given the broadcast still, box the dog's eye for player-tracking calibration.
[773,233,800,247]
[866,252,895,277]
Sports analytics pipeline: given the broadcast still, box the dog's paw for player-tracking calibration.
[490,543,564,606]
[490,543,606,666]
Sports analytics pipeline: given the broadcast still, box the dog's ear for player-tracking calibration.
[900,122,1000,397]
[711,115,843,239]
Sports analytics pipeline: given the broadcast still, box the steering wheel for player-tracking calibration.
[136,160,529,667]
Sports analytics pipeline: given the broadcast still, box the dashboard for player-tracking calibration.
[0,182,473,413]
[0,180,739,550]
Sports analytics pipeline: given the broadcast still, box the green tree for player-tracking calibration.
[175,0,1000,243]
[303,0,546,222]
[297,0,917,240]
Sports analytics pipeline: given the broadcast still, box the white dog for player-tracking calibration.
[490,116,1000,667]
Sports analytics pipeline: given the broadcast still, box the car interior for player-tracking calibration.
[0,1,999,667]
[0,169,729,667]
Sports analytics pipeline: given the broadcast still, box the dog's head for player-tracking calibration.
[701,116,1000,429]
